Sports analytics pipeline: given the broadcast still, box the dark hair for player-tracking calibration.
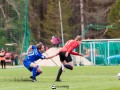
[36,42,43,50]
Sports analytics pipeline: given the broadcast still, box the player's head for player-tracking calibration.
[75,35,82,41]
[36,42,45,53]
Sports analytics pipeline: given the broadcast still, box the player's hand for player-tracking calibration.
[79,54,84,57]
[22,52,27,56]
[65,52,69,57]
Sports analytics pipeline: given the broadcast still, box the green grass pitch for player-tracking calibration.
[0,66,120,90]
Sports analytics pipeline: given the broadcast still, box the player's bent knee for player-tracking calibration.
[37,68,43,73]
[39,71,43,73]
[37,71,42,73]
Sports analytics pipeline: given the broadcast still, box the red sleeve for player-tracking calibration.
[67,42,79,53]
[70,51,80,56]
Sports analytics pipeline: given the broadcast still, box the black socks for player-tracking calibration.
[64,64,73,70]
[56,67,62,80]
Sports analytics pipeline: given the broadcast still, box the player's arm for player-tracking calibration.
[46,50,60,59]
[65,43,77,57]
[22,45,32,56]
[70,51,84,56]
[27,45,33,54]
[46,48,62,59]
[45,54,57,59]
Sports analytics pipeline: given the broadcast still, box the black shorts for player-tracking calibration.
[59,51,72,62]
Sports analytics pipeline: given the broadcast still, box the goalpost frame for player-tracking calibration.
[79,39,120,66]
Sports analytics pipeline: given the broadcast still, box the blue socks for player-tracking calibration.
[36,72,41,76]
[32,65,39,79]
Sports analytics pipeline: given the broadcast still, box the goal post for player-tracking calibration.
[74,39,120,66]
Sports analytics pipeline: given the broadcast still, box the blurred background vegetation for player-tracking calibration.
[0,0,120,51]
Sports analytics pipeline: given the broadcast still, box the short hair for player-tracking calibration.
[36,42,43,50]
[75,36,82,41]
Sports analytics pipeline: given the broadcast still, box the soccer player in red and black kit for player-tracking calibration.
[52,35,84,81]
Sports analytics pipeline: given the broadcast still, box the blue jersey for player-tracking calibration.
[24,45,46,62]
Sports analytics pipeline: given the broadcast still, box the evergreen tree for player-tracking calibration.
[107,0,120,38]
[108,0,120,23]
[42,0,72,45]
[0,0,25,50]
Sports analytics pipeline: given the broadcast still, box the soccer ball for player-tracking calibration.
[51,84,56,89]
[117,73,120,80]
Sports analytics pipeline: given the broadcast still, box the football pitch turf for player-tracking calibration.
[0,66,120,90]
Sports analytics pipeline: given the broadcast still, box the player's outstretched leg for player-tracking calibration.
[64,61,74,70]
[64,64,73,70]
[55,67,62,82]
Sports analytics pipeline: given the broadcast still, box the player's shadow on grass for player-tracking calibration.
[12,78,32,82]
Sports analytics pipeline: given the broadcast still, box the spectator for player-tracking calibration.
[51,36,61,47]
[85,48,98,57]
[50,36,56,47]
[5,51,12,64]
[11,52,15,66]
[54,36,61,47]
[0,49,6,69]
[14,53,19,65]
[85,36,98,57]
[45,45,49,51]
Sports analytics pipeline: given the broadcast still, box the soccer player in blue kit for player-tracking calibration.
[23,42,55,82]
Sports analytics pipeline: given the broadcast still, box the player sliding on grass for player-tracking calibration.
[23,42,54,82]
[52,35,84,81]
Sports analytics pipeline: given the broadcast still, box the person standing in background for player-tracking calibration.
[54,36,61,48]
[51,36,61,47]
[50,36,55,47]
[0,49,6,69]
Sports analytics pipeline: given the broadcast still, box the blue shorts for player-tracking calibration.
[23,60,33,72]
